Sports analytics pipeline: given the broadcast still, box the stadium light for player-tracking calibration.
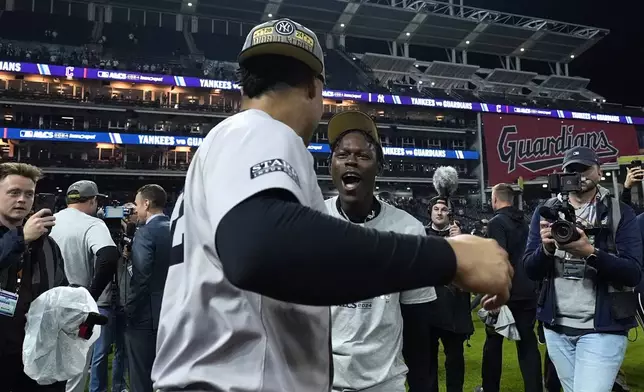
[465,40,470,44]
[520,48,525,52]
[570,54,575,58]
[340,23,345,27]
[542,184,548,188]
[405,32,410,36]
[268,13,273,17]
[187,2,192,6]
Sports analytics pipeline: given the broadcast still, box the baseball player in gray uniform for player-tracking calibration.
[152,18,512,392]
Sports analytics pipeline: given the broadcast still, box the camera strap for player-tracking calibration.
[609,197,621,254]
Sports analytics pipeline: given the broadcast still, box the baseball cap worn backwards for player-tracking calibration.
[66,180,106,200]
[562,146,600,169]
[239,18,325,81]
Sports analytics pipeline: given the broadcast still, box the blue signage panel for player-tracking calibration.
[3,128,479,160]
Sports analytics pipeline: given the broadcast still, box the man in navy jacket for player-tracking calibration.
[524,147,642,392]
[126,184,171,392]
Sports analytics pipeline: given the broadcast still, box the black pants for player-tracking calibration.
[0,353,66,392]
[544,350,562,392]
[481,307,543,392]
[125,328,157,392]
[428,327,466,392]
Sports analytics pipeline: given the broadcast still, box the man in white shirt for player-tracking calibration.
[152,18,512,392]
[325,111,436,392]
[49,180,120,392]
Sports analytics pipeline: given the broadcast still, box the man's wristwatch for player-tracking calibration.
[585,248,599,269]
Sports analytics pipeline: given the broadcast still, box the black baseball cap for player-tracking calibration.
[238,19,325,81]
[429,196,449,208]
[562,146,600,169]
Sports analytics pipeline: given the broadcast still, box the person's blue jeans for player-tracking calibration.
[544,328,627,392]
[89,306,129,392]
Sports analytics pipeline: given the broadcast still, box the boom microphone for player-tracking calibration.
[433,166,459,198]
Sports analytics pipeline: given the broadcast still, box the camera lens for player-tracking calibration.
[551,221,580,245]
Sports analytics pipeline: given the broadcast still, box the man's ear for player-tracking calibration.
[307,77,317,100]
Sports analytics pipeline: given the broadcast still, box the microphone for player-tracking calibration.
[538,206,559,222]
[432,166,459,223]
[432,166,459,198]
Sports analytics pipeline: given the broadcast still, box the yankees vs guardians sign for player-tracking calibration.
[483,114,639,184]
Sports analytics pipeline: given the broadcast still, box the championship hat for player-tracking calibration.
[327,111,381,146]
[239,19,325,81]
[66,180,106,201]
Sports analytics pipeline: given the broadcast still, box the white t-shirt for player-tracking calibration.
[325,196,436,392]
[49,208,116,288]
[152,109,332,392]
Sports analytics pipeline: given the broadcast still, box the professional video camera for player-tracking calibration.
[539,172,582,245]
[101,204,136,252]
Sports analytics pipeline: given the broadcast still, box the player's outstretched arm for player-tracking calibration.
[216,189,511,306]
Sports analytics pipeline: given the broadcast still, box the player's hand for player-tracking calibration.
[625,167,644,189]
[540,220,556,254]
[449,221,461,237]
[447,234,513,308]
[486,306,501,316]
[23,209,55,243]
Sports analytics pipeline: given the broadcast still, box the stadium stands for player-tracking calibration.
[0,8,638,118]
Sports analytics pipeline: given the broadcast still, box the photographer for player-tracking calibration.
[88,204,135,392]
[524,147,642,392]
[49,181,120,392]
[0,163,67,392]
[621,165,643,206]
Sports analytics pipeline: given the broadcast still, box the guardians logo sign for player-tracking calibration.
[497,125,617,173]
[483,114,639,184]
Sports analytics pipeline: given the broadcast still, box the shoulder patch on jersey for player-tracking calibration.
[250,158,301,187]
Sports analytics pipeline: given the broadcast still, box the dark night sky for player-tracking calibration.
[463,0,644,106]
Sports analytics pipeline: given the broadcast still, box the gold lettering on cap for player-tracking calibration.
[252,27,274,38]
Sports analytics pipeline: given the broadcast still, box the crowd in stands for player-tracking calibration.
[0,9,640,117]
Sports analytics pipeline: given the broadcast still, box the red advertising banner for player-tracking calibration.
[483,114,640,185]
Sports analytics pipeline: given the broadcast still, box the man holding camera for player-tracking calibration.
[50,180,121,392]
[524,146,642,392]
[0,162,67,392]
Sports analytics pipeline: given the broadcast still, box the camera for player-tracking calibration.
[539,173,582,245]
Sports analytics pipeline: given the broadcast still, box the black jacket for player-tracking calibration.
[488,206,537,306]
[424,226,474,335]
[0,227,67,354]
[126,215,171,330]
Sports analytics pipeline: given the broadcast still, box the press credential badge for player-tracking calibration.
[0,288,18,317]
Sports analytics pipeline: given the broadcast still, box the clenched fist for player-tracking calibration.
[23,209,56,243]
[446,234,513,309]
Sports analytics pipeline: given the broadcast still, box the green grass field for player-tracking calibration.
[101,315,644,392]
[433,316,644,392]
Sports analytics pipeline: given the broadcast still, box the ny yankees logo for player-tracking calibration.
[275,20,295,36]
